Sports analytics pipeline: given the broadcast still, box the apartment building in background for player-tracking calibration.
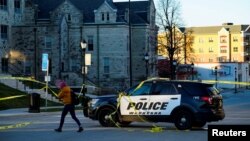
[157,23,250,86]
[188,23,250,63]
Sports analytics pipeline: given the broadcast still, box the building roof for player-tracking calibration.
[186,24,250,34]
[32,0,150,24]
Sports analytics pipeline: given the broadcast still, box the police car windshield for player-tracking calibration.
[124,84,138,95]
[124,83,152,96]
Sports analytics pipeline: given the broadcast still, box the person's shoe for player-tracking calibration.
[77,127,83,132]
[54,128,62,132]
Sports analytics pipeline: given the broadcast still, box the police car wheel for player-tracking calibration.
[98,108,117,127]
[174,110,192,130]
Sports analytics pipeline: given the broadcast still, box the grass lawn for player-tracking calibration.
[0,83,62,111]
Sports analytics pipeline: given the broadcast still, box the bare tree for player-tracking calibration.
[157,0,193,79]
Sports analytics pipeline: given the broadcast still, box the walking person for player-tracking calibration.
[54,81,83,132]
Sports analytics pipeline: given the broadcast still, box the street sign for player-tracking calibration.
[45,76,51,82]
[42,53,48,71]
[85,54,91,66]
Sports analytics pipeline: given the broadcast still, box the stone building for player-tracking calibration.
[0,0,158,90]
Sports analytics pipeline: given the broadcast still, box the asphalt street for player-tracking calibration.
[0,88,250,141]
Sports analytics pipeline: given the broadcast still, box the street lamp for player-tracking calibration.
[191,62,194,80]
[144,53,149,79]
[246,67,248,89]
[215,66,218,88]
[80,40,87,96]
[235,67,237,93]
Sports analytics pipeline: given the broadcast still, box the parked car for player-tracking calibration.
[84,78,225,130]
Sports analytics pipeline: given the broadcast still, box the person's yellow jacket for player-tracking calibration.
[57,86,71,105]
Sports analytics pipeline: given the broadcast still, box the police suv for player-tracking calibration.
[84,78,225,130]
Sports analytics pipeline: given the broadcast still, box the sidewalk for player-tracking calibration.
[0,106,64,117]
[220,88,250,99]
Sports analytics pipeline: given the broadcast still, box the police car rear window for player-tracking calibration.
[180,83,210,96]
[152,83,178,95]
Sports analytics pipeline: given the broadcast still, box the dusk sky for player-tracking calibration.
[114,0,250,27]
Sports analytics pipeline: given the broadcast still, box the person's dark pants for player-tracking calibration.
[58,104,81,129]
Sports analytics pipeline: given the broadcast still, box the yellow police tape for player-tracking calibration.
[0,95,26,101]
[145,126,164,133]
[203,80,250,85]
[0,76,44,84]
[1,76,249,133]
[0,122,31,130]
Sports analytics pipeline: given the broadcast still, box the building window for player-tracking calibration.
[87,36,94,51]
[103,57,109,74]
[209,47,213,52]
[0,25,8,39]
[199,58,204,62]
[45,36,53,49]
[199,38,204,43]
[233,36,238,42]
[220,36,227,43]
[220,49,227,53]
[208,37,213,42]
[199,48,203,53]
[101,12,105,21]
[0,0,7,11]
[107,12,110,21]
[245,36,250,42]
[233,47,238,52]
[218,56,227,62]
[71,59,79,71]
[209,58,213,62]
[233,57,238,62]
[14,0,21,13]
[67,14,71,22]
[220,46,227,53]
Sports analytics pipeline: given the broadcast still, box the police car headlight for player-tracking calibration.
[88,98,98,107]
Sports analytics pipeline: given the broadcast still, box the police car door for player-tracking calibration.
[147,82,181,121]
[120,82,152,120]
